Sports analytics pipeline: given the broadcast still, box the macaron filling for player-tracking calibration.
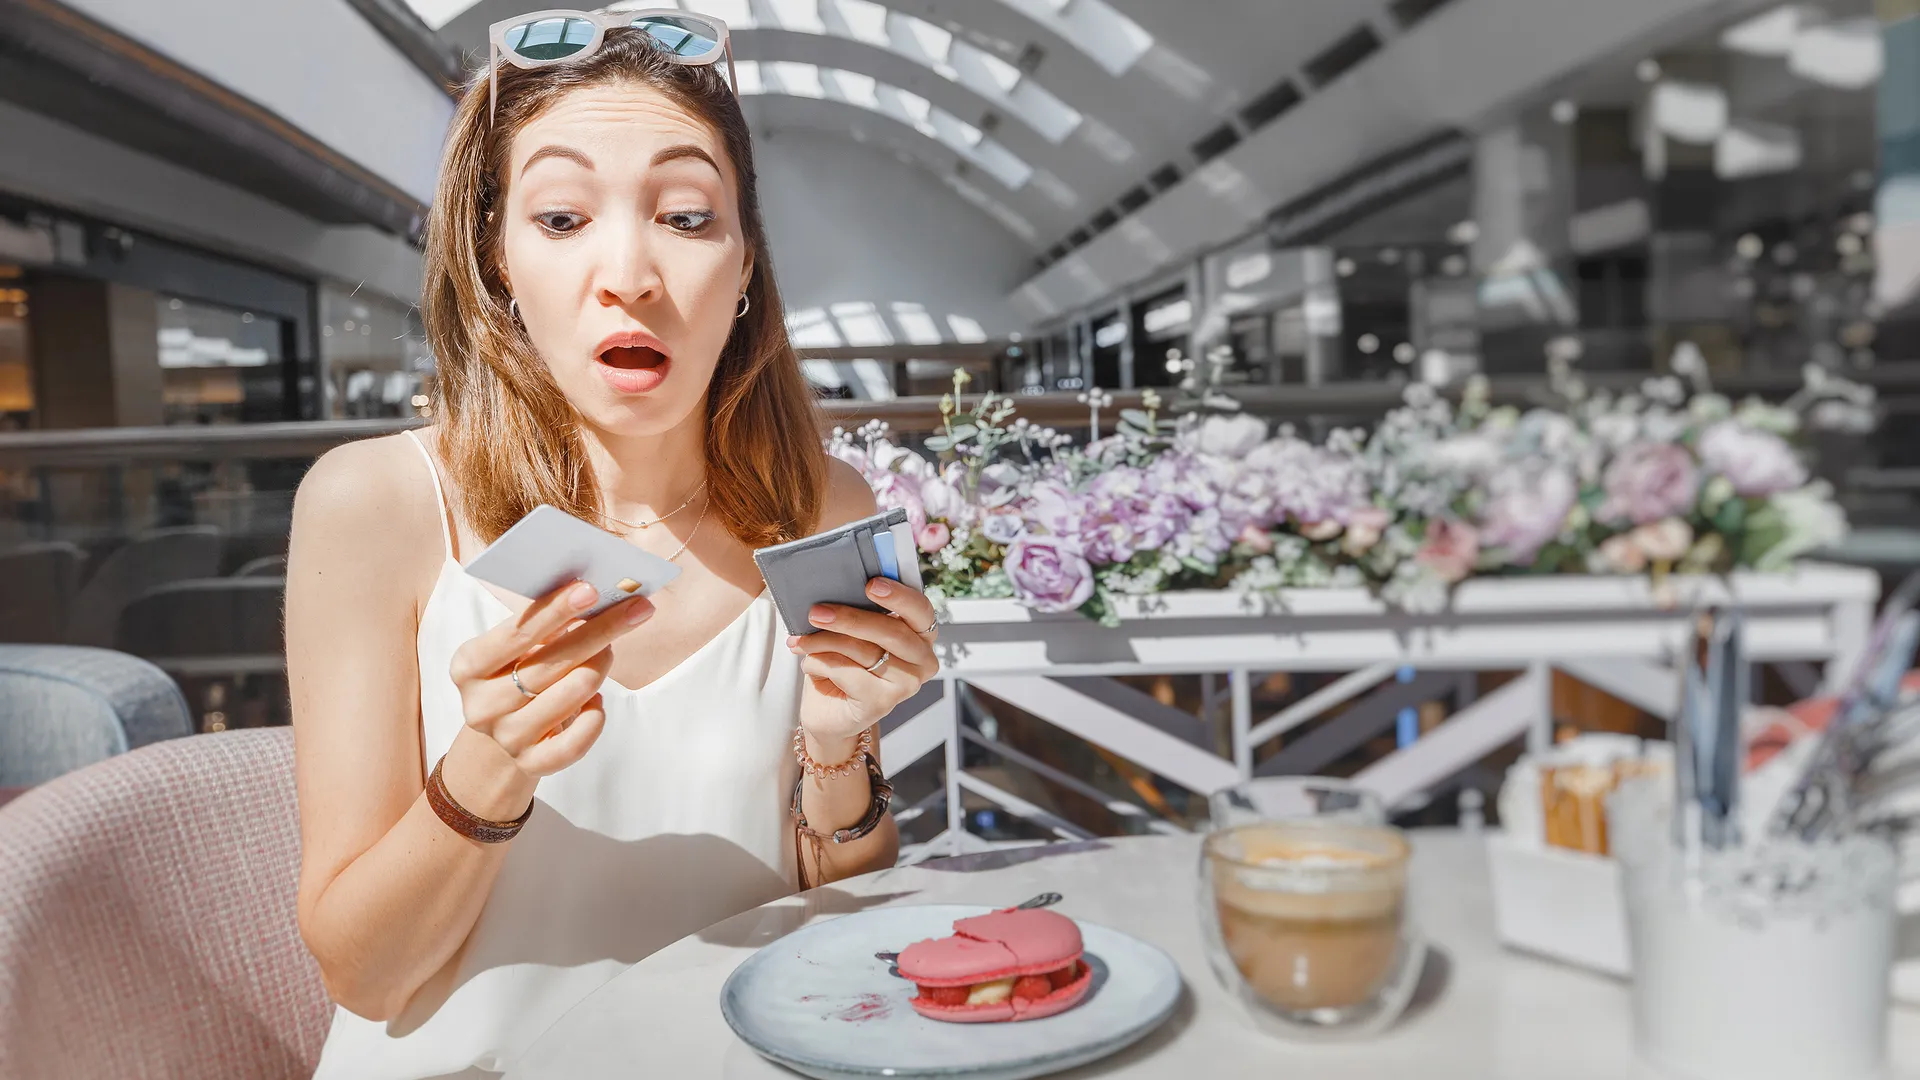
[913,960,1087,1008]
[896,908,1094,1022]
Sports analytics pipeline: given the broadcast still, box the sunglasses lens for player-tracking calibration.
[629,15,720,58]
[504,16,596,61]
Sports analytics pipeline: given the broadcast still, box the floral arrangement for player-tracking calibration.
[829,357,1870,624]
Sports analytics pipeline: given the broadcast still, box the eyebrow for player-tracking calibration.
[520,145,595,176]
[652,144,722,174]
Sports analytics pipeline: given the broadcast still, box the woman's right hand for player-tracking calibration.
[449,581,653,778]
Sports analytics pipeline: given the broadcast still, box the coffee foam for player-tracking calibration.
[1208,826,1407,920]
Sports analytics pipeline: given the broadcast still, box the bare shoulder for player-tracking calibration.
[289,431,444,583]
[817,454,879,531]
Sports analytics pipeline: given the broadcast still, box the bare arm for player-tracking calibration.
[289,437,646,1020]
[790,459,942,886]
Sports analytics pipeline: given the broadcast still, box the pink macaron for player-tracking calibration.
[896,908,1093,1023]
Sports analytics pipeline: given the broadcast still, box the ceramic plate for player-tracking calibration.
[720,905,1182,1080]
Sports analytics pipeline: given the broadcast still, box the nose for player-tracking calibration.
[594,217,664,309]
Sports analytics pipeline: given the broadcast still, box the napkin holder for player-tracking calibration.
[1484,734,1661,978]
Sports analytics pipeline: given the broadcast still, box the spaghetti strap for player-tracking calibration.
[404,429,457,562]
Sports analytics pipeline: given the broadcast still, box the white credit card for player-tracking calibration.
[464,504,680,618]
[887,521,924,590]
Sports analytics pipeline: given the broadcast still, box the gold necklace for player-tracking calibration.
[659,494,709,563]
[605,481,706,531]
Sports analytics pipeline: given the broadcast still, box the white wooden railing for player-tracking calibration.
[880,563,1880,860]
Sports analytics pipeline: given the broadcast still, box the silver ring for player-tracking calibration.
[863,650,891,676]
[913,615,938,635]
[509,662,537,700]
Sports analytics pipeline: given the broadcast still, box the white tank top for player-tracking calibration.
[312,431,803,1079]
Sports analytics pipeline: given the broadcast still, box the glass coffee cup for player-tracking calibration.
[1198,819,1424,1038]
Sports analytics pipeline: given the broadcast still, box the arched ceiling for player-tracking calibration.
[410,0,1400,256]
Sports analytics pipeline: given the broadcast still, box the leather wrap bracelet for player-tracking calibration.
[791,752,893,844]
[426,754,533,843]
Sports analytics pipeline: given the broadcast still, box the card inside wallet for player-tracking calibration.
[753,507,913,635]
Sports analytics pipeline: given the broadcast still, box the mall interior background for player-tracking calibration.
[1,0,1917,837]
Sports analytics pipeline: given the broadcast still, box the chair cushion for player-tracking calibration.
[0,645,194,787]
[0,727,330,1079]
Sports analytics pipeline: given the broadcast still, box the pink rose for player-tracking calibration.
[1298,520,1342,542]
[1479,465,1576,564]
[1601,443,1699,525]
[1416,518,1481,584]
[1697,421,1807,497]
[1342,507,1391,557]
[870,472,927,534]
[916,522,951,554]
[1599,533,1647,573]
[1632,518,1694,563]
[1237,523,1275,554]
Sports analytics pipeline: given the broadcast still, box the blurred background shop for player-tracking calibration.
[0,0,1918,838]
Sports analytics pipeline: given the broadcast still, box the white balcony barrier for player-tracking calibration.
[882,563,1879,857]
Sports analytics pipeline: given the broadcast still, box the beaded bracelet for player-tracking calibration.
[792,752,894,844]
[792,726,873,780]
[426,754,533,844]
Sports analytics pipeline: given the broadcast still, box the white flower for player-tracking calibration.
[1431,434,1503,477]
[1190,413,1268,458]
[1590,412,1640,450]
[980,511,1025,546]
[1735,398,1800,436]
[1755,484,1847,571]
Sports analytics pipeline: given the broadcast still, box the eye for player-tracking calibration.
[534,211,587,236]
[661,210,716,234]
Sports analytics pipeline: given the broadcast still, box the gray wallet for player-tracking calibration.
[753,507,920,635]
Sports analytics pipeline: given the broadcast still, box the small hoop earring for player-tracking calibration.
[508,298,522,324]
[735,294,751,319]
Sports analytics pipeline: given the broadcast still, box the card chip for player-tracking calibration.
[616,578,642,594]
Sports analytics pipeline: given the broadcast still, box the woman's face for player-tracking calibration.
[498,81,752,438]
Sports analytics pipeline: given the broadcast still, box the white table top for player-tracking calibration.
[506,831,1920,1079]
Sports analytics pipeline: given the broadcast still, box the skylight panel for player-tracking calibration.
[732,59,765,93]
[931,110,984,148]
[969,140,1035,189]
[891,302,946,346]
[900,18,954,64]
[835,0,890,45]
[768,61,826,99]
[1001,0,1153,76]
[736,63,1035,191]
[826,69,881,109]
[765,0,827,35]
[964,46,1024,94]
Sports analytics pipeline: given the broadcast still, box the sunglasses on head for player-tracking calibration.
[487,8,737,120]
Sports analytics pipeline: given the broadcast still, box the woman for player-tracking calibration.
[287,16,937,1077]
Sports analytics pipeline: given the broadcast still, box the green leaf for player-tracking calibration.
[923,435,953,452]
[1713,497,1748,536]
[948,424,979,441]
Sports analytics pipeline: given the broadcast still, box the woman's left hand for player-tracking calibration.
[789,578,939,752]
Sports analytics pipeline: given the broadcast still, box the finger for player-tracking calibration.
[516,694,608,776]
[494,662,607,755]
[865,579,937,635]
[508,596,653,695]
[453,580,600,684]
[799,652,892,706]
[806,604,930,669]
[789,630,929,684]
[472,644,613,727]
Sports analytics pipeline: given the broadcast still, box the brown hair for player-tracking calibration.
[422,29,824,547]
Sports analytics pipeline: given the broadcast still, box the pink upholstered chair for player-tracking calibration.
[0,727,331,1079]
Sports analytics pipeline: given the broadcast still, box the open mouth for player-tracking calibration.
[599,344,667,370]
[593,338,672,394]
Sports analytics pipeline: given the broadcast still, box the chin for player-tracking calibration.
[575,387,702,439]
